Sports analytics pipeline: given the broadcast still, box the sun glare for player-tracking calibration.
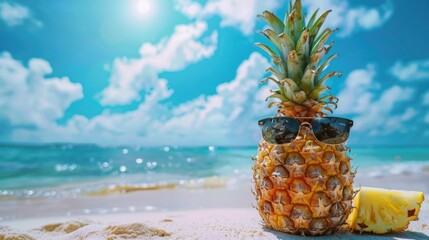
[136,0,151,15]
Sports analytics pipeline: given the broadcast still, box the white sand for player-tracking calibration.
[1,206,429,240]
[1,173,429,239]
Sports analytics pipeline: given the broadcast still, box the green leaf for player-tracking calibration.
[279,33,295,53]
[299,68,316,94]
[306,8,319,29]
[309,85,330,99]
[272,55,288,75]
[309,10,331,42]
[315,71,342,87]
[282,78,299,100]
[315,54,338,81]
[286,10,299,42]
[313,28,336,47]
[287,50,303,82]
[266,91,288,102]
[263,29,287,60]
[255,42,277,57]
[256,43,287,73]
[281,82,293,100]
[258,11,285,34]
[311,28,335,55]
[266,67,284,81]
[261,77,284,95]
[293,0,303,38]
[260,77,281,86]
[307,42,334,70]
[285,0,293,22]
[296,29,310,61]
[292,91,307,104]
[283,78,300,91]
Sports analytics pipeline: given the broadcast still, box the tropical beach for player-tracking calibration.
[1,0,429,239]
[1,145,429,239]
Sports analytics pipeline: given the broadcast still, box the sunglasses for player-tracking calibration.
[258,117,353,145]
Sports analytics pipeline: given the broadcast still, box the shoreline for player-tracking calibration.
[1,172,429,220]
[1,172,429,239]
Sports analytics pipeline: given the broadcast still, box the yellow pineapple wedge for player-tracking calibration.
[253,0,354,236]
[346,187,425,234]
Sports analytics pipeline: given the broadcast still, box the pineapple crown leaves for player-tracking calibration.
[256,0,341,116]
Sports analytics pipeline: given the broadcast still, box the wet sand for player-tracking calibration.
[1,173,428,239]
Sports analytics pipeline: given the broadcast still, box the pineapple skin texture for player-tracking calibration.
[346,187,425,234]
[253,131,354,236]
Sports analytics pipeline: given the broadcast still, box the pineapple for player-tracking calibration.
[252,0,355,235]
[346,187,425,234]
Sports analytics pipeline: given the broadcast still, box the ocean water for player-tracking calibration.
[0,144,429,199]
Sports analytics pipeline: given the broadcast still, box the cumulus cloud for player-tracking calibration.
[175,0,281,35]
[159,52,271,145]
[99,21,218,106]
[355,86,414,136]
[336,65,415,136]
[0,1,42,27]
[302,0,393,37]
[336,65,377,115]
[12,53,271,146]
[0,52,83,129]
[390,58,429,81]
[175,0,392,36]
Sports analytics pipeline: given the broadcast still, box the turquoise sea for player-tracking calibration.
[1,144,429,199]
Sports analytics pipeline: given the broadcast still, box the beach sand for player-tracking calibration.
[1,173,429,239]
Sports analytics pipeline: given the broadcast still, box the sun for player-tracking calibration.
[136,0,151,15]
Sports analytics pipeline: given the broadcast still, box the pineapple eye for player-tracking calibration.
[271,165,289,178]
[305,165,326,179]
[329,203,345,217]
[291,205,312,220]
[326,176,342,191]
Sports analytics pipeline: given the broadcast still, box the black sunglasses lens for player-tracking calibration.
[259,118,300,144]
[312,117,351,144]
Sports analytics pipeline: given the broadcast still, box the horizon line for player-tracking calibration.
[1,142,429,149]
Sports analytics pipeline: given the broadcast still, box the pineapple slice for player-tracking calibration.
[346,187,425,234]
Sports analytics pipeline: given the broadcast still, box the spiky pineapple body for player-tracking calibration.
[254,134,354,235]
[253,0,354,235]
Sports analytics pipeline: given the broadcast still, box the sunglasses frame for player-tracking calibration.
[258,116,354,145]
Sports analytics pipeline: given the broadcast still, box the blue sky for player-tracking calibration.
[0,0,429,146]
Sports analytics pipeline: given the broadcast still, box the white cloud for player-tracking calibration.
[99,21,218,106]
[336,65,415,136]
[0,2,41,27]
[336,65,377,114]
[159,52,271,145]
[0,52,83,128]
[302,0,393,37]
[399,108,417,122]
[176,0,393,37]
[354,86,414,136]
[11,53,271,146]
[175,0,281,35]
[390,59,429,81]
